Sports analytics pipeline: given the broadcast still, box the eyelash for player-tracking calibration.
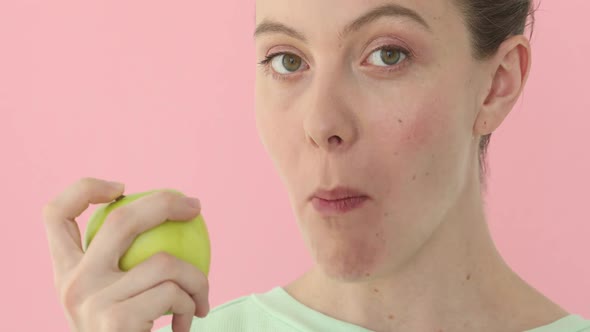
[257,45,413,81]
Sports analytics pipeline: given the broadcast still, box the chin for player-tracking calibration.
[313,239,387,282]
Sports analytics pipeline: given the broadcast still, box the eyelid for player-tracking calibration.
[359,35,414,61]
[264,45,310,63]
[362,44,412,65]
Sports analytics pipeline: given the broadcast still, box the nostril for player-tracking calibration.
[328,135,342,144]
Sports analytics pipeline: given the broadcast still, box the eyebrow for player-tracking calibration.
[253,3,432,42]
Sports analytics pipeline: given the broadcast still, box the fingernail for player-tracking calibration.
[184,197,200,209]
[109,181,124,191]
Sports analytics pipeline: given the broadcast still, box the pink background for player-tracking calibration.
[1,0,588,330]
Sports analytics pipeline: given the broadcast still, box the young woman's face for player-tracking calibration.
[254,0,487,280]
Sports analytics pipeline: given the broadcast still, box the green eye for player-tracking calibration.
[368,47,407,67]
[271,53,303,73]
[381,49,401,65]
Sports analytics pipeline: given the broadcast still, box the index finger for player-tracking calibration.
[43,177,125,276]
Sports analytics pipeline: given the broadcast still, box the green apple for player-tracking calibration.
[83,189,211,315]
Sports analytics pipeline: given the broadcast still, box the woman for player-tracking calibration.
[43,0,590,331]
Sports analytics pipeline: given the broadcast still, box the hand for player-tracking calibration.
[43,177,209,332]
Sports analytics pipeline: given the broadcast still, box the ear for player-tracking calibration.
[473,35,532,136]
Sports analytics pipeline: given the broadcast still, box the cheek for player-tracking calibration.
[255,91,302,189]
[365,89,460,207]
[398,95,453,154]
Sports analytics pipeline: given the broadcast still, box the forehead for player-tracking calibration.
[255,0,457,34]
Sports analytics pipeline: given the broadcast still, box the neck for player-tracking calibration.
[284,173,567,331]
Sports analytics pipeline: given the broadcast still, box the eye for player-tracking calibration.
[270,53,304,74]
[367,47,408,67]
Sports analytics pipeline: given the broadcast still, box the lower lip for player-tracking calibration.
[311,196,368,215]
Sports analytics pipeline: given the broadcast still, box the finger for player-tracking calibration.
[84,190,200,271]
[108,252,210,313]
[43,177,125,275]
[119,281,195,332]
[103,252,209,317]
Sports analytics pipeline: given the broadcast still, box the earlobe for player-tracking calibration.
[473,35,531,137]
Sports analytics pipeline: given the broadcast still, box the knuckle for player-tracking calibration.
[107,206,129,223]
[76,177,97,195]
[152,252,176,270]
[60,276,84,313]
[162,280,182,297]
[107,208,139,238]
[77,176,98,186]
[154,191,181,209]
[79,293,100,320]
[42,202,60,222]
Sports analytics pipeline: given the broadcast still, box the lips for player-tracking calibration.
[310,186,369,201]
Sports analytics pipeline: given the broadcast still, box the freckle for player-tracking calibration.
[412,174,417,181]
[388,314,395,320]
[426,172,430,176]
[466,273,471,280]
[373,288,379,293]
[365,272,370,277]
[394,151,399,156]
[384,212,389,217]
[398,118,403,124]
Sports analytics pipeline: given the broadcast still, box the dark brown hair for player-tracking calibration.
[455,0,537,191]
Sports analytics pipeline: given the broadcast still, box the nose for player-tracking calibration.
[303,72,360,153]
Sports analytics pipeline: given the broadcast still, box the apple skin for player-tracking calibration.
[83,188,211,281]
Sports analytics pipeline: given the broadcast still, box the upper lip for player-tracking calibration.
[311,186,369,201]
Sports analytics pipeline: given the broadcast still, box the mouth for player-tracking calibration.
[310,186,369,201]
[309,186,370,215]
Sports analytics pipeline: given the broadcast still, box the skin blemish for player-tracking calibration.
[466,273,471,280]
[426,172,431,176]
[373,288,379,293]
[365,272,371,277]
[388,314,395,320]
[412,174,417,181]
[398,118,403,124]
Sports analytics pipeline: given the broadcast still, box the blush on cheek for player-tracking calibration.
[397,99,450,154]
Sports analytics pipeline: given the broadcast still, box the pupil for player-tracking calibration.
[381,49,400,65]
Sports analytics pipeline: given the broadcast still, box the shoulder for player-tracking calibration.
[523,314,590,332]
[156,292,291,332]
